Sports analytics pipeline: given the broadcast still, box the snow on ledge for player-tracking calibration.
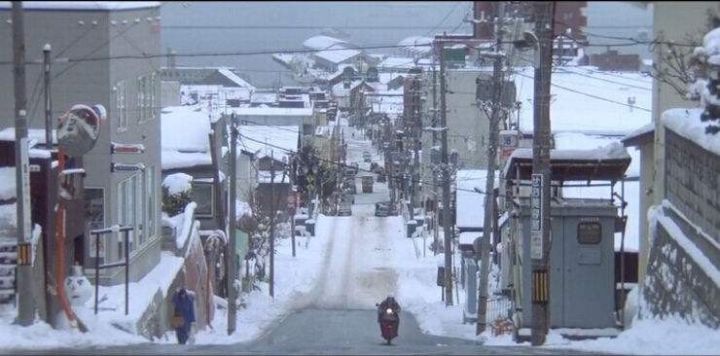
[177,202,198,250]
[654,203,720,287]
[663,108,720,156]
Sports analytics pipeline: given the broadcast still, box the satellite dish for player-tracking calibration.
[57,104,105,157]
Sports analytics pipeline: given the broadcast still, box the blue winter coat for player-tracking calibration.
[172,289,196,330]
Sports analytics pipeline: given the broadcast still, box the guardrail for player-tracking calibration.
[92,225,132,315]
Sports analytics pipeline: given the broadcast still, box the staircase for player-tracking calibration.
[0,239,16,304]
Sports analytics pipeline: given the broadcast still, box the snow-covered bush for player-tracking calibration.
[162,173,193,216]
[690,26,720,134]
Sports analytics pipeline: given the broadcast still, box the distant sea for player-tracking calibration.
[160,1,472,88]
[160,1,652,89]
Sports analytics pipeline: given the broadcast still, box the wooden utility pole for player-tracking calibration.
[431,55,439,257]
[12,1,35,327]
[438,36,453,306]
[477,1,506,335]
[227,117,238,335]
[531,1,555,346]
[269,150,276,298]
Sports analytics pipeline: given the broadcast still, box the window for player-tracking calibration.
[145,167,156,242]
[85,188,105,259]
[117,176,138,258]
[191,182,214,217]
[138,73,157,122]
[577,222,601,245]
[137,76,146,122]
[115,81,128,130]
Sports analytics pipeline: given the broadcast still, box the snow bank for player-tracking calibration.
[192,214,332,345]
[547,316,720,355]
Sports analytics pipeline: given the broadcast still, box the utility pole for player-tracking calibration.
[438,36,453,306]
[43,44,52,148]
[431,55,439,257]
[531,1,555,346]
[227,116,238,335]
[12,1,35,327]
[269,150,275,298]
[477,1,507,335]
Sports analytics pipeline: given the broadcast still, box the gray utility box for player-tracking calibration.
[505,198,618,329]
[500,144,631,335]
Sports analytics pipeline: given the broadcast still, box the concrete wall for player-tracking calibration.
[643,207,720,328]
[652,2,720,207]
[640,125,720,328]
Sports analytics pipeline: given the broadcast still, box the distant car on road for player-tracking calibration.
[375,201,395,217]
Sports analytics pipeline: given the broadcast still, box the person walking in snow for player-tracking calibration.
[172,287,196,345]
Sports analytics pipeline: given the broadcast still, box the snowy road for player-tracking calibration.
[5,124,599,355]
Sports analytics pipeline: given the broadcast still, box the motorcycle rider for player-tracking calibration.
[377,294,401,329]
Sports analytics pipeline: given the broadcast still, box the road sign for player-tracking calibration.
[531,173,543,260]
[111,142,145,154]
[111,162,146,172]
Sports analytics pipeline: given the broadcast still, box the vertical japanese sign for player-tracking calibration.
[530,173,543,260]
[20,138,31,241]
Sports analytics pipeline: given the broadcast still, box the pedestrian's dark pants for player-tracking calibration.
[176,326,189,344]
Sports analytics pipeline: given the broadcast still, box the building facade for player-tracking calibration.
[0,2,163,285]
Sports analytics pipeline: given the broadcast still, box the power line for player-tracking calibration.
[163,24,465,31]
[1,42,438,67]
[555,67,651,91]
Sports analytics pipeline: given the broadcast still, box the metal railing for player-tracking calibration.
[92,225,132,315]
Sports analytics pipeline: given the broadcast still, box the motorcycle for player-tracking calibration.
[376,304,399,345]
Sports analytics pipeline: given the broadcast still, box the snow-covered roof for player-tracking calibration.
[181,84,251,105]
[456,170,489,230]
[398,36,433,49]
[227,106,313,117]
[379,72,404,85]
[162,150,212,170]
[217,68,255,90]
[379,57,417,70]
[238,125,298,162]
[663,108,720,156]
[0,2,160,10]
[514,66,652,134]
[257,171,290,184]
[509,141,630,162]
[314,45,361,64]
[0,128,57,145]
[621,123,655,147]
[553,133,641,252]
[161,106,212,152]
[458,231,482,245]
[303,35,350,51]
